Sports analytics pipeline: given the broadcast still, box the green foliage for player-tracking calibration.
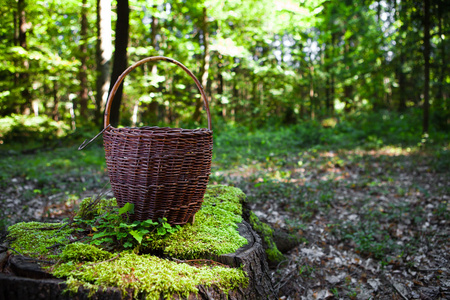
[0,114,69,144]
[0,144,105,198]
[6,185,250,299]
[73,198,181,251]
[76,197,118,221]
[56,185,246,259]
[1,0,448,136]
[212,110,449,171]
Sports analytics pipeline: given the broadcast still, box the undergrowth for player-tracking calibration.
[6,185,249,299]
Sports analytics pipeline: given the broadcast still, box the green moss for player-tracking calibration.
[146,185,248,259]
[6,185,250,299]
[60,243,113,262]
[7,221,73,258]
[249,211,285,263]
[52,250,248,299]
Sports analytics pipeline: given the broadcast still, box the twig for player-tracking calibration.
[199,285,213,300]
[21,225,63,231]
[390,282,409,300]
[381,274,409,300]
[274,271,295,293]
[54,221,72,234]
[273,268,297,292]
[275,259,290,270]
[417,268,448,273]
[46,236,87,250]
[172,258,230,268]
[22,257,56,264]
[0,245,23,256]
[76,253,120,270]
[0,245,56,264]
[46,258,62,272]
[86,181,112,213]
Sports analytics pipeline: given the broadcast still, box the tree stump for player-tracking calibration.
[0,221,275,300]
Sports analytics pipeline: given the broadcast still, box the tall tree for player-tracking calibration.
[95,0,112,126]
[78,0,89,119]
[193,6,210,123]
[108,0,129,127]
[17,0,31,114]
[423,0,431,133]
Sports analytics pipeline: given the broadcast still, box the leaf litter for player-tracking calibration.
[1,147,449,299]
[214,148,449,299]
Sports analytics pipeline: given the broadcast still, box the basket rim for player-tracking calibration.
[104,126,213,138]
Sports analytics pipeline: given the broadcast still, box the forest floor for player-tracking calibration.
[1,145,449,300]
[219,147,450,300]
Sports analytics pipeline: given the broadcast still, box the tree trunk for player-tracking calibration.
[309,63,315,120]
[397,51,407,112]
[17,0,31,114]
[147,4,159,124]
[344,85,353,113]
[108,0,129,127]
[95,0,113,127]
[78,0,89,120]
[52,81,59,121]
[193,6,210,124]
[434,2,450,128]
[422,0,430,134]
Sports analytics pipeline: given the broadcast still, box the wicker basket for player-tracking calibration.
[102,56,213,225]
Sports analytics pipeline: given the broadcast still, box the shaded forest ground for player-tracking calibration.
[0,112,449,299]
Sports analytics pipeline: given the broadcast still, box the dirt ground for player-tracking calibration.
[2,148,449,299]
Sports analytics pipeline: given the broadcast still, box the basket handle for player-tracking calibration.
[104,56,212,130]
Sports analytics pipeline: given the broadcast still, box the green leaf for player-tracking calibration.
[142,219,158,227]
[119,203,134,215]
[92,231,111,239]
[129,229,149,244]
[157,227,166,236]
[123,241,133,248]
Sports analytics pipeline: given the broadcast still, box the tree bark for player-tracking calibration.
[17,0,31,114]
[95,0,113,127]
[397,51,407,112]
[78,0,89,120]
[193,6,210,124]
[147,4,160,125]
[436,3,447,112]
[52,81,59,121]
[108,0,129,127]
[422,0,430,134]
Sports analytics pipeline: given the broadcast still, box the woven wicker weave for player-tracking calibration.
[102,56,213,225]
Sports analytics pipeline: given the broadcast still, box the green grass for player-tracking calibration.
[2,110,449,267]
[0,145,106,193]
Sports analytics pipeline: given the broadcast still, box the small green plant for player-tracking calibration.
[298,264,315,278]
[73,199,181,251]
[7,186,250,299]
[330,287,339,297]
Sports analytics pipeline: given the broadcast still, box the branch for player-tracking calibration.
[0,245,22,256]
[172,258,230,268]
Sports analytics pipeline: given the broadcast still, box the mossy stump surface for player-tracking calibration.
[0,185,275,300]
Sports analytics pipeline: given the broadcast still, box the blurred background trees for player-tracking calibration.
[0,0,448,143]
